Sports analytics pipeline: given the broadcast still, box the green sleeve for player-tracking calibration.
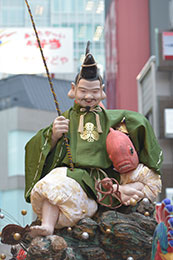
[125,112,163,174]
[24,110,69,203]
[25,126,52,202]
[106,109,163,174]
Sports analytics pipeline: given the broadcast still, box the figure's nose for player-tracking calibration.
[85,93,93,99]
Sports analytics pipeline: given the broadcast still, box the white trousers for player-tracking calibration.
[31,167,98,229]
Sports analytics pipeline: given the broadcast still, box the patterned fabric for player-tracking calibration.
[120,163,162,202]
[31,167,98,228]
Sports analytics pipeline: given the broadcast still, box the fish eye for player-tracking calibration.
[130,147,134,154]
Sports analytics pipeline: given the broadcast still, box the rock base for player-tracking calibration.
[24,201,156,260]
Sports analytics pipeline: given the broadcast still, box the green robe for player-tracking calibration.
[25,103,163,205]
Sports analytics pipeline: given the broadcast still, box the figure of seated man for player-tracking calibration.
[25,43,162,237]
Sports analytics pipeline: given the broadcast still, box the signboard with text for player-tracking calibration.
[164,108,173,138]
[0,28,74,74]
[162,32,173,60]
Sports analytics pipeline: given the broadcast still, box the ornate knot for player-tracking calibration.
[78,106,103,134]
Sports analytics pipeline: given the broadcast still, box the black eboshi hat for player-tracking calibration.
[75,41,103,85]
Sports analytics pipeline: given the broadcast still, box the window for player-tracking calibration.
[24,0,50,27]
[164,108,173,138]
[8,130,35,176]
[0,0,24,26]
[1,0,22,6]
[166,188,173,204]
[0,8,24,27]
[0,189,33,229]
[52,0,85,13]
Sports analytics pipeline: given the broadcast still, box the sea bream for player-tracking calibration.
[106,128,139,174]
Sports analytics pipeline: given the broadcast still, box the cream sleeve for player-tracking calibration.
[120,163,162,202]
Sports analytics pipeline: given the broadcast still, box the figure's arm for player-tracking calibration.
[119,163,162,205]
[107,112,163,206]
[51,116,69,149]
[41,116,70,176]
[25,126,53,202]
[25,116,69,203]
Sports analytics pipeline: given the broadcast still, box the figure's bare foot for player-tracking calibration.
[30,225,54,238]
[113,183,144,206]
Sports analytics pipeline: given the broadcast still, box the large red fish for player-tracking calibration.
[106,128,139,174]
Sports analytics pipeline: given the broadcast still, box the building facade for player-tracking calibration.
[0,0,105,80]
[105,0,173,201]
[105,0,150,111]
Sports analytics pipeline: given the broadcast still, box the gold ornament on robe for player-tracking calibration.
[116,117,129,134]
[78,106,103,134]
[80,122,99,142]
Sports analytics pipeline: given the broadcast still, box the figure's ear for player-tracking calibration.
[68,82,76,99]
[101,84,106,100]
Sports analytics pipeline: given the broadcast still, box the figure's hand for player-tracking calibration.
[51,116,69,148]
[113,182,145,206]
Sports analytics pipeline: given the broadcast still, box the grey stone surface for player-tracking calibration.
[25,203,156,260]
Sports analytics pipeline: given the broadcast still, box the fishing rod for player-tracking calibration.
[24,0,74,170]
